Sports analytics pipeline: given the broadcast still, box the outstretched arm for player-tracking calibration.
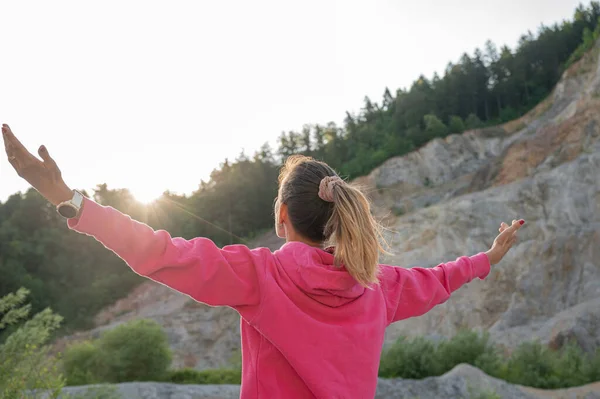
[68,198,266,311]
[382,219,524,325]
[2,124,265,315]
[381,253,490,324]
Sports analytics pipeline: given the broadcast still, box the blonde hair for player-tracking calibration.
[276,155,386,287]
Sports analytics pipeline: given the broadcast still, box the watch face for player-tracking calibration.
[58,204,78,219]
[72,191,84,207]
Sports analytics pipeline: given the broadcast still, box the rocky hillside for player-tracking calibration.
[54,39,600,373]
[375,41,600,353]
[44,364,600,399]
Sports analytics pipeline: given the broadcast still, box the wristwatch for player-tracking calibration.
[56,190,85,219]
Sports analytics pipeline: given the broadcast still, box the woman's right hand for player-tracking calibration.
[485,219,525,265]
[2,124,73,206]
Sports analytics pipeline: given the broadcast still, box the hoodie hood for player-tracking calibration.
[273,241,365,307]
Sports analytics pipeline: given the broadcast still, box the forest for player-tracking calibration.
[1,2,599,333]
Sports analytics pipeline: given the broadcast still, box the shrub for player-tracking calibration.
[378,331,600,390]
[473,348,504,378]
[466,113,483,129]
[448,115,466,133]
[99,319,172,383]
[500,339,600,389]
[435,330,498,374]
[63,319,172,384]
[551,340,589,388]
[424,114,448,139]
[0,288,65,399]
[63,341,103,385]
[379,331,501,380]
[379,336,440,379]
[503,341,560,389]
[582,347,600,383]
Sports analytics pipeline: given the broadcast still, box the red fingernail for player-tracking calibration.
[519,220,525,225]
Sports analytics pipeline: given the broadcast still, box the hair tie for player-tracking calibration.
[318,176,343,202]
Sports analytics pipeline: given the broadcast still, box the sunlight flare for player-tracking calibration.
[129,186,164,205]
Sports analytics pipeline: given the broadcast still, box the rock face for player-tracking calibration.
[375,43,600,353]
[54,42,600,371]
[45,365,600,399]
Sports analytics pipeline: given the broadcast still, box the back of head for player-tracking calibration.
[275,155,385,287]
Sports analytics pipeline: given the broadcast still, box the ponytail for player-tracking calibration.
[325,183,385,287]
[277,155,387,287]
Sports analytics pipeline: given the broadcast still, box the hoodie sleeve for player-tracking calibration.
[68,198,266,315]
[380,253,490,325]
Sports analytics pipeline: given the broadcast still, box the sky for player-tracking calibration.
[0,0,588,203]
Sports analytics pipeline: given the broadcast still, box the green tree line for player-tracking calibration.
[1,2,599,332]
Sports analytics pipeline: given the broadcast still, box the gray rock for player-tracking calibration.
[36,364,600,398]
[375,364,538,399]
[40,383,241,399]
[382,148,600,352]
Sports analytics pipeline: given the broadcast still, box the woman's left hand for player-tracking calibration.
[485,219,525,265]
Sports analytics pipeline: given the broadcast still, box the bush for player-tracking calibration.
[582,346,600,383]
[379,331,500,380]
[424,114,448,139]
[63,341,103,385]
[435,330,498,374]
[378,331,600,390]
[448,115,466,133]
[552,340,589,388]
[63,319,172,384]
[167,368,242,385]
[99,319,172,382]
[0,288,65,399]
[465,113,483,129]
[502,341,560,389]
[501,339,600,389]
[473,348,504,378]
[379,336,440,379]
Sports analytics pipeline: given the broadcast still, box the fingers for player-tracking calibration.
[496,219,525,244]
[510,219,525,231]
[2,124,14,158]
[2,124,32,168]
[38,145,56,167]
[3,127,20,168]
[499,222,509,232]
[503,219,524,234]
[2,124,26,152]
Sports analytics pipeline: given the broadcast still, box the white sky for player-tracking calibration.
[0,0,587,203]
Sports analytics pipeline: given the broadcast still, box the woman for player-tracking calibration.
[2,124,523,398]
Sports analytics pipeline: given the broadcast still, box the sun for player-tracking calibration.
[130,186,164,205]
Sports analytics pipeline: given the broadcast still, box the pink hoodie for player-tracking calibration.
[68,198,491,398]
